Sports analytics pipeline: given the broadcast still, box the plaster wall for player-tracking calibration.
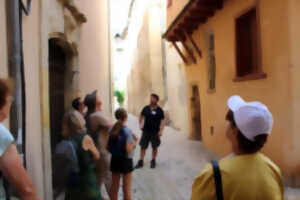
[22,0,45,197]
[165,43,189,133]
[166,0,189,27]
[288,0,300,184]
[77,0,112,119]
[0,0,9,129]
[0,1,8,78]
[127,5,167,116]
[127,10,152,115]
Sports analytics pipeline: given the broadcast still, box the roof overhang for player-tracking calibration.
[163,0,223,42]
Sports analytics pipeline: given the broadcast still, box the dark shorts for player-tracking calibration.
[110,156,134,174]
[139,131,161,150]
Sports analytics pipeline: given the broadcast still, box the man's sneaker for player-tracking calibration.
[135,160,144,169]
[151,159,156,169]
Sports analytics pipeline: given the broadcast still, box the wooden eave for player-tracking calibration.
[163,0,223,42]
[163,0,223,64]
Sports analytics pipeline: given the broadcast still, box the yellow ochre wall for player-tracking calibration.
[167,0,189,27]
[287,0,300,184]
[168,0,299,183]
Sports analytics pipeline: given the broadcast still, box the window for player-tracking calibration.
[167,0,172,8]
[235,8,265,81]
[206,30,216,92]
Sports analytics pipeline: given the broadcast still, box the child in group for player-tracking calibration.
[108,108,138,200]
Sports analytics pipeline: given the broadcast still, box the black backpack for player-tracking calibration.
[108,128,127,158]
[52,139,80,198]
[0,173,11,200]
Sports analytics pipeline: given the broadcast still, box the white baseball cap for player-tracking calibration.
[227,95,273,141]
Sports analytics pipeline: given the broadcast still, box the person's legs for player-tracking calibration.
[122,173,133,200]
[110,173,121,200]
[103,170,112,197]
[152,148,158,160]
[136,132,150,169]
[96,156,111,198]
[151,134,161,168]
[103,152,112,195]
[140,148,146,160]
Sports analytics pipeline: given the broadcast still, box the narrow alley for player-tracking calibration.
[105,115,300,200]
[1,0,300,199]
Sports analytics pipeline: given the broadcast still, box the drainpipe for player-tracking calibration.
[6,0,28,167]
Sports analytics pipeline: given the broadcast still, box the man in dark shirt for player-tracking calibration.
[136,93,165,169]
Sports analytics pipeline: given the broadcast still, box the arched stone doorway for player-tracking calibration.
[48,36,79,153]
[49,38,66,152]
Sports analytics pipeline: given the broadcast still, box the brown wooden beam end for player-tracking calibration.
[181,41,197,64]
[216,0,224,9]
[172,41,188,64]
[186,33,202,58]
[174,29,186,41]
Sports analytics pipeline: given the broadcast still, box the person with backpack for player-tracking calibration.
[60,110,102,200]
[0,78,40,200]
[108,108,138,200]
[191,95,284,200]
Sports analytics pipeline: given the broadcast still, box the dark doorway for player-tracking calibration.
[191,85,202,140]
[49,38,66,154]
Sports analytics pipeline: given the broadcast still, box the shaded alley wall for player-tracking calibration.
[77,0,113,119]
[127,4,166,116]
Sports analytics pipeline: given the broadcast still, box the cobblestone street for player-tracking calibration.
[109,114,300,200]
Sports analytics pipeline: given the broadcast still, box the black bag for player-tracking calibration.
[52,139,80,198]
[0,172,11,200]
[211,160,224,200]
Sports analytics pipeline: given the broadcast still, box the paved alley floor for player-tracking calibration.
[111,114,300,200]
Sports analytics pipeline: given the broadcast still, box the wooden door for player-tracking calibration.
[191,85,202,140]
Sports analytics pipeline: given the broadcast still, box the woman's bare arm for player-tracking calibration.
[126,135,138,153]
[82,135,100,160]
[0,144,40,200]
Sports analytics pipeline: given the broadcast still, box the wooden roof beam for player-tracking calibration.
[188,10,215,18]
[197,0,223,9]
[185,31,202,58]
[172,41,188,63]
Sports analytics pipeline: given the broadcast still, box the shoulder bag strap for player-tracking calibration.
[211,160,224,200]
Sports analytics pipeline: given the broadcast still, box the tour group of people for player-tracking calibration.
[0,77,284,200]
[64,92,165,200]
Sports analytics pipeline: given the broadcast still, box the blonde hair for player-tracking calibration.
[62,110,86,138]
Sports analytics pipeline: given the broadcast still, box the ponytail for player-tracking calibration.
[109,108,128,138]
[110,120,123,138]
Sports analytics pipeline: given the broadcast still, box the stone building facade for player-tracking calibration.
[1,0,113,198]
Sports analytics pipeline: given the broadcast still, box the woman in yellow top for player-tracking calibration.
[191,95,284,200]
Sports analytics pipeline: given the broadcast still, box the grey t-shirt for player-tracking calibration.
[123,126,135,159]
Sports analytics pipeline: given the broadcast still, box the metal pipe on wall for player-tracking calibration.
[6,0,27,166]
